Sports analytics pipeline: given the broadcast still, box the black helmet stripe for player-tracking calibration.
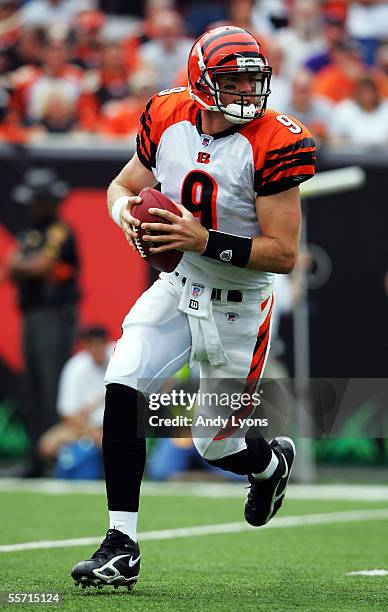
[205,41,258,63]
[201,28,247,52]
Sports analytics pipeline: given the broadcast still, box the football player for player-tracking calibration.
[71,26,316,590]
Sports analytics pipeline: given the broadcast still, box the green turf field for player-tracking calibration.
[1,481,388,611]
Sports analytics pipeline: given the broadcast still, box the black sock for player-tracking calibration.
[205,437,272,475]
[103,383,146,512]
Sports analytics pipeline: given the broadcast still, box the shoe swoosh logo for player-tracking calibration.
[274,488,285,503]
[281,453,289,479]
[274,453,289,502]
[128,554,141,568]
[93,553,137,581]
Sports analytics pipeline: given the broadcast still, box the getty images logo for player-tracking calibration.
[220,250,232,262]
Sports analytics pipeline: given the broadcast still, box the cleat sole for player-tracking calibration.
[72,573,137,592]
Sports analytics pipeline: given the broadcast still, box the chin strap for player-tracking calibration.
[214,89,257,124]
[222,103,257,124]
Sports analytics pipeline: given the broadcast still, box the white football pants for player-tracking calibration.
[105,271,273,460]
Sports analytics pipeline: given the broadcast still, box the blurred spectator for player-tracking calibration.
[8,168,79,477]
[37,87,79,133]
[0,0,20,53]
[0,82,10,122]
[252,0,289,35]
[71,10,106,70]
[346,0,388,65]
[208,0,269,51]
[313,39,367,103]
[275,0,326,77]
[38,326,112,478]
[139,9,194,91]
[0,74,23,142]
[375,41,388,75]
[323,1,347,21]
[228,0,265,41]
[305,9,347,73]
[329,76,388,148]
[98,68,157,138]
[147,437,215,481]
[0,47,9,77]
[183,0,228,38]
[265,39,291,110]
[9,34,83,128]
[78,41,134,132]
[372,41,388,98]
[147,436,244,481]
[20,0,95,29]
[284,69,332,142]
[121,34,141,74]
[4,26,46,73]
[99,0,145,18]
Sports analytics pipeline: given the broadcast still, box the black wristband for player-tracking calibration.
[202,230,252,268]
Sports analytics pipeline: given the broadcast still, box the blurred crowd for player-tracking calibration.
[1,0,388,148]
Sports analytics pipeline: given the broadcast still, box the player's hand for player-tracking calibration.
[141,202,209,254]
[120,196,142,251]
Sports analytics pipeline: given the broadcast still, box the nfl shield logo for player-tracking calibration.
[201,135,213,147]
[226,312,239,322]
[191,283,204,298]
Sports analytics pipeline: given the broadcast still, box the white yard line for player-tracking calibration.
[141,482,388,502]
[346,570,388,576]
[1,509,388,554]
[1,479,388,501]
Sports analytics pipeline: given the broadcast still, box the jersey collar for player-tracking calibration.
[195,110,242,140]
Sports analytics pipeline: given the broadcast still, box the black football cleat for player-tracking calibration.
[244,437,295,527]
[71,529,140,591]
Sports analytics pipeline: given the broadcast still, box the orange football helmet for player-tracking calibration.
[188,26,272,124]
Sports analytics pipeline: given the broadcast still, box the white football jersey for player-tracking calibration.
[137,88,315,290]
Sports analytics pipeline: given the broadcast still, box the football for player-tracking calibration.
[131,187,183,273]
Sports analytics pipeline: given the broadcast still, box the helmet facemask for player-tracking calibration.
[215,69,271,124]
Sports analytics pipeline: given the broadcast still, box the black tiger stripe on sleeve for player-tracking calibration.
[254,169,262,193]
[262,150,315,171]
[140,113,151,139]
[262,153,316,183]
[266,137,316,158]
[258,175,315,196]
[255,134,316,196]
[136,134,153,170]
[136,97,158,170]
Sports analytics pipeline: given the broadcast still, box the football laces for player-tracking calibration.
[132,225,147,259]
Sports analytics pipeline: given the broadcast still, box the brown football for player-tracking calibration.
[131,187,183,273]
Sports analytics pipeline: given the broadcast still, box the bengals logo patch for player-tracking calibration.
[196,152,211,164]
